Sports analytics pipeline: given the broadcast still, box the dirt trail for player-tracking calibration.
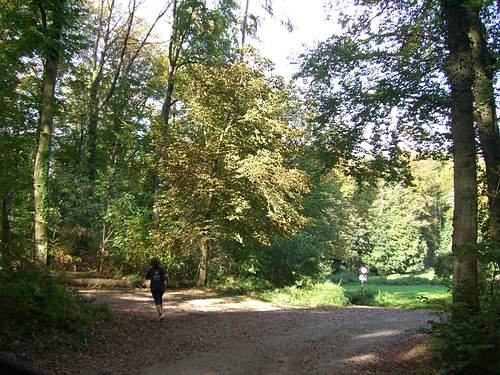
[16,289,434,375]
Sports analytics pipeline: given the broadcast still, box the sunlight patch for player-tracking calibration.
[345,353,378,364]
[355,329,401,339]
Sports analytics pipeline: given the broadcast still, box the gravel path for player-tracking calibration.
[16,288,434,375]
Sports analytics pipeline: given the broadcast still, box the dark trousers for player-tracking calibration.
[151,288,164,306]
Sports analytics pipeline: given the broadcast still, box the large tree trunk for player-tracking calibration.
[33,1,64,268]
[441,0,479,311]
[197,239,209,287]
[34,55,59,268]
[468,8,500,248]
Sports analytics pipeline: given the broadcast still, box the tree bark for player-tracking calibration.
[468,7,500,248]
[241,0,250,47]
[197,239,209,287]
[85,0,115,193]
[87,85,100,189]
[154,0,180,201]
[160,65,176,142]
[34,56,59,268]
[33,1,64,268]
[441,0,479,311]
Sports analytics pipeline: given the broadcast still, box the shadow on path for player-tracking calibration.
[23,289,434,375]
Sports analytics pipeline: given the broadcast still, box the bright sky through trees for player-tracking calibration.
[135,0,338,79]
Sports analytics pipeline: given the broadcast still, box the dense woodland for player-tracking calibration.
[0,0,499,372]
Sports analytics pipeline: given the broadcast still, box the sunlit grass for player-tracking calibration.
[215,272,452,309]
[253,282,451,309]
[342,283,451,309]
[257,282,350,307]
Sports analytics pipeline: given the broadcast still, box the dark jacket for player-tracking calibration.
[145,267,166,290]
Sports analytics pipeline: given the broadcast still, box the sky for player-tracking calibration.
[135,0,340,79]
[244,0,338,78]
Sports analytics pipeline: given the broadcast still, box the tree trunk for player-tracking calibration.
[468,8,500,248]
[154,0,180,200]
[33,1,64,268]
[197,239,209,287]
[160,66,176,140]
[159,0,180,146]
[87,82,100,191]
[241,0,250,46]
[441,0,479,311]
[34,55,59,268]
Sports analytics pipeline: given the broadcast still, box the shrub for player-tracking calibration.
[331,271,360,284]
[430,302,500,374]
[0,264,111,348]
[344,287,376,305]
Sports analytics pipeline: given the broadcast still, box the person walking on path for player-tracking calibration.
[145,258,166,321]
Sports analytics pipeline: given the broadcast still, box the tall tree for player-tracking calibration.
[84,0,167,193]
[467,2,500,249]
[0,0,34,257]
[440,0,479,310]
[159,0,237,151]
[33,0,69,267]
[299,0,491,310]
[155,54,308,286]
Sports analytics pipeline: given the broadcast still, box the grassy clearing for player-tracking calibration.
[257,282,350,307]
[214,272,452,309]
[342,283,451,309]
[256,282,450,309]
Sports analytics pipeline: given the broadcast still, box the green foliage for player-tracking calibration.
[429,242,500,374]
[330,271,450,308]
[314,159,453,276]
[259,282,350,308]
[364,183,427,274]
[0,264,111,348]
[153,247,200,287]
[433,253,454,279]
[430,301,500,374]
[102,194,152,276]
[298,0,450,161]
[154,53,309,283]
[249,234,332,287]
[173,0,239,66]
[344,286,377,305]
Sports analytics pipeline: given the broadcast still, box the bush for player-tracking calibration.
[430,302,500,374]
[345,287,376,305]
[331,271,360,284]
[0,264,111,348]
[433,253,454,280]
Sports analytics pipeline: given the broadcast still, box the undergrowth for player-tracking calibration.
[331,270,447,286]
[258,282,350,307]
[429,302,500,374]
[0,264,111,348]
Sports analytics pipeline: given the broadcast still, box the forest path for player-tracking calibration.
[27,288,433,374]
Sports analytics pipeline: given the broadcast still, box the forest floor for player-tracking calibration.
[8,288,435,375]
